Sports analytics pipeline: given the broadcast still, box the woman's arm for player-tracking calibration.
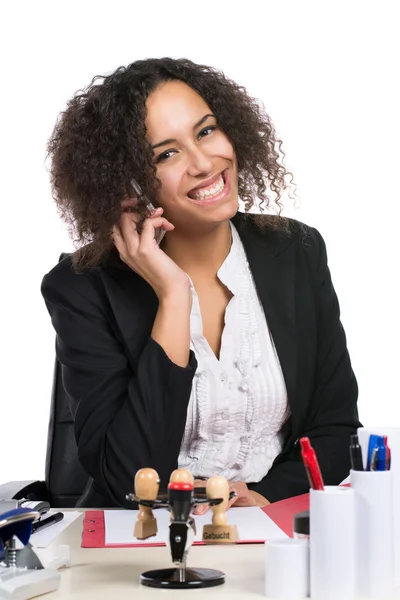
[248,227,361,502]
[151,291,191,367]
[41,264,197,507]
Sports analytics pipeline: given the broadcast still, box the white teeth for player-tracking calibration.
[191,174,225,200]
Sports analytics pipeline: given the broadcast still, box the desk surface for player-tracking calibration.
[45,511,398,599]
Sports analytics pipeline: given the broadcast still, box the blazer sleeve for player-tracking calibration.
[248,227,361,503]
[41,265,197,506]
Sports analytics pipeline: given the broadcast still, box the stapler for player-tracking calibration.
[0,508,60,600]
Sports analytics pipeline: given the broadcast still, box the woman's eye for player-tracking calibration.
[198,125,216,139]
[155,150,176,163]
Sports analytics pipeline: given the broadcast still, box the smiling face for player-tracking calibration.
[145,80,239,231]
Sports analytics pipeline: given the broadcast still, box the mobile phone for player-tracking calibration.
[129,179,166,245]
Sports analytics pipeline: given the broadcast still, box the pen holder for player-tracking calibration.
[350,469,394,598]
[358,426,400,586]
[310,486,355,600]
[264,538,309,599]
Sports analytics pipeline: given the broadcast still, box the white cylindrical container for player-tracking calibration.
[358,426,400,586]
[351,469,394,598]
[310,486,355,600]
[265,538,309,599]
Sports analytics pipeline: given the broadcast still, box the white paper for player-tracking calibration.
[30,510,81,548]
[104,506,287,546]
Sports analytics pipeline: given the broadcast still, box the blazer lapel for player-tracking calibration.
[233,215,298,424]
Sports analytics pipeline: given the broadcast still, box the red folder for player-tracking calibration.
[81,493,310,548]
[262,493,309,537]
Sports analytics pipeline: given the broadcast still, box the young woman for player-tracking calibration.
[42,57,360,508]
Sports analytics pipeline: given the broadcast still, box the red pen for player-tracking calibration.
[383,435,391,470]
[300,437,325,490]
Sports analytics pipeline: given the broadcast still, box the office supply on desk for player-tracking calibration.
[351,468,394,598]
[0,498,19,513]
[201,475,239,544]
[293,510,310,539]
[0,498,50,517]
[373,435,388,471]
[127,468,233,589]
[265,538,309,599]
[30,511,81,548]
[358,426,400,586]
[349,433,364,471]
[262,494,310,537]
[299,437,324,490]
[369,446,378,471]
[32,511,64,533]
[0,507,61,600]
[20,499,50,516]
[366,433,379,471]
[384,435,392,470]
[367,434,390,472]
[310,486,355,600]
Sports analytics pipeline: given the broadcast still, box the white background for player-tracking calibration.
[1,1,399,482]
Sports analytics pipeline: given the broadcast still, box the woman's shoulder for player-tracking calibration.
[41,245,145,310]
[41,249,107,308]
[232,211,324,257]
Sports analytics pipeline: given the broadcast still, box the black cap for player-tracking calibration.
[293,510,309,536]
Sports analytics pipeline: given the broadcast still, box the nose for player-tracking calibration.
[186,145,214,178]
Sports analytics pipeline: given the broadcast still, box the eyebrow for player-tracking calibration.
[151,113,216,150]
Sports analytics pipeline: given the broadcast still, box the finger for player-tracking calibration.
[140,216,175,244]
[120,208,141,230]
[119,212,141,251]
[121,197,139,211]
[149,206,163,216]
[193,479,207,488]
[193,503,209,515]
[227,495,238,510]
[230,494,257,508]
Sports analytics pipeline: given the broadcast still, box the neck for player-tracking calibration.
[162,221,232,277]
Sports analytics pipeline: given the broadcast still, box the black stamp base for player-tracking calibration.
[140,567,225,589]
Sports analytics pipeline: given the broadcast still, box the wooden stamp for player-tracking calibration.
[202,475,239,544]
[133,468,159,540]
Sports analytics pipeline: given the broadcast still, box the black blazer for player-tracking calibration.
[41,213,360,507]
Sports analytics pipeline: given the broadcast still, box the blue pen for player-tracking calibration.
[373,436,388,471]
[367,434,379,470]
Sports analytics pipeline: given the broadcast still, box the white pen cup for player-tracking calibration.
[358,426,400,586]
[351,469,394,598]
[265,538,309,599]
[310,486,355,600]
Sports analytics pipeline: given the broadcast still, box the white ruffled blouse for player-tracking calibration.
[178,222,290,483]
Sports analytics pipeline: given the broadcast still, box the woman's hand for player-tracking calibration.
[112,202,190,300]
[228,483,270,508]
[193,480,270,515]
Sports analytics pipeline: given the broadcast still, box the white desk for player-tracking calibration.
[44,511,399,599]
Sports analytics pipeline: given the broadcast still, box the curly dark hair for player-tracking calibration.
[47,57,296,269]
